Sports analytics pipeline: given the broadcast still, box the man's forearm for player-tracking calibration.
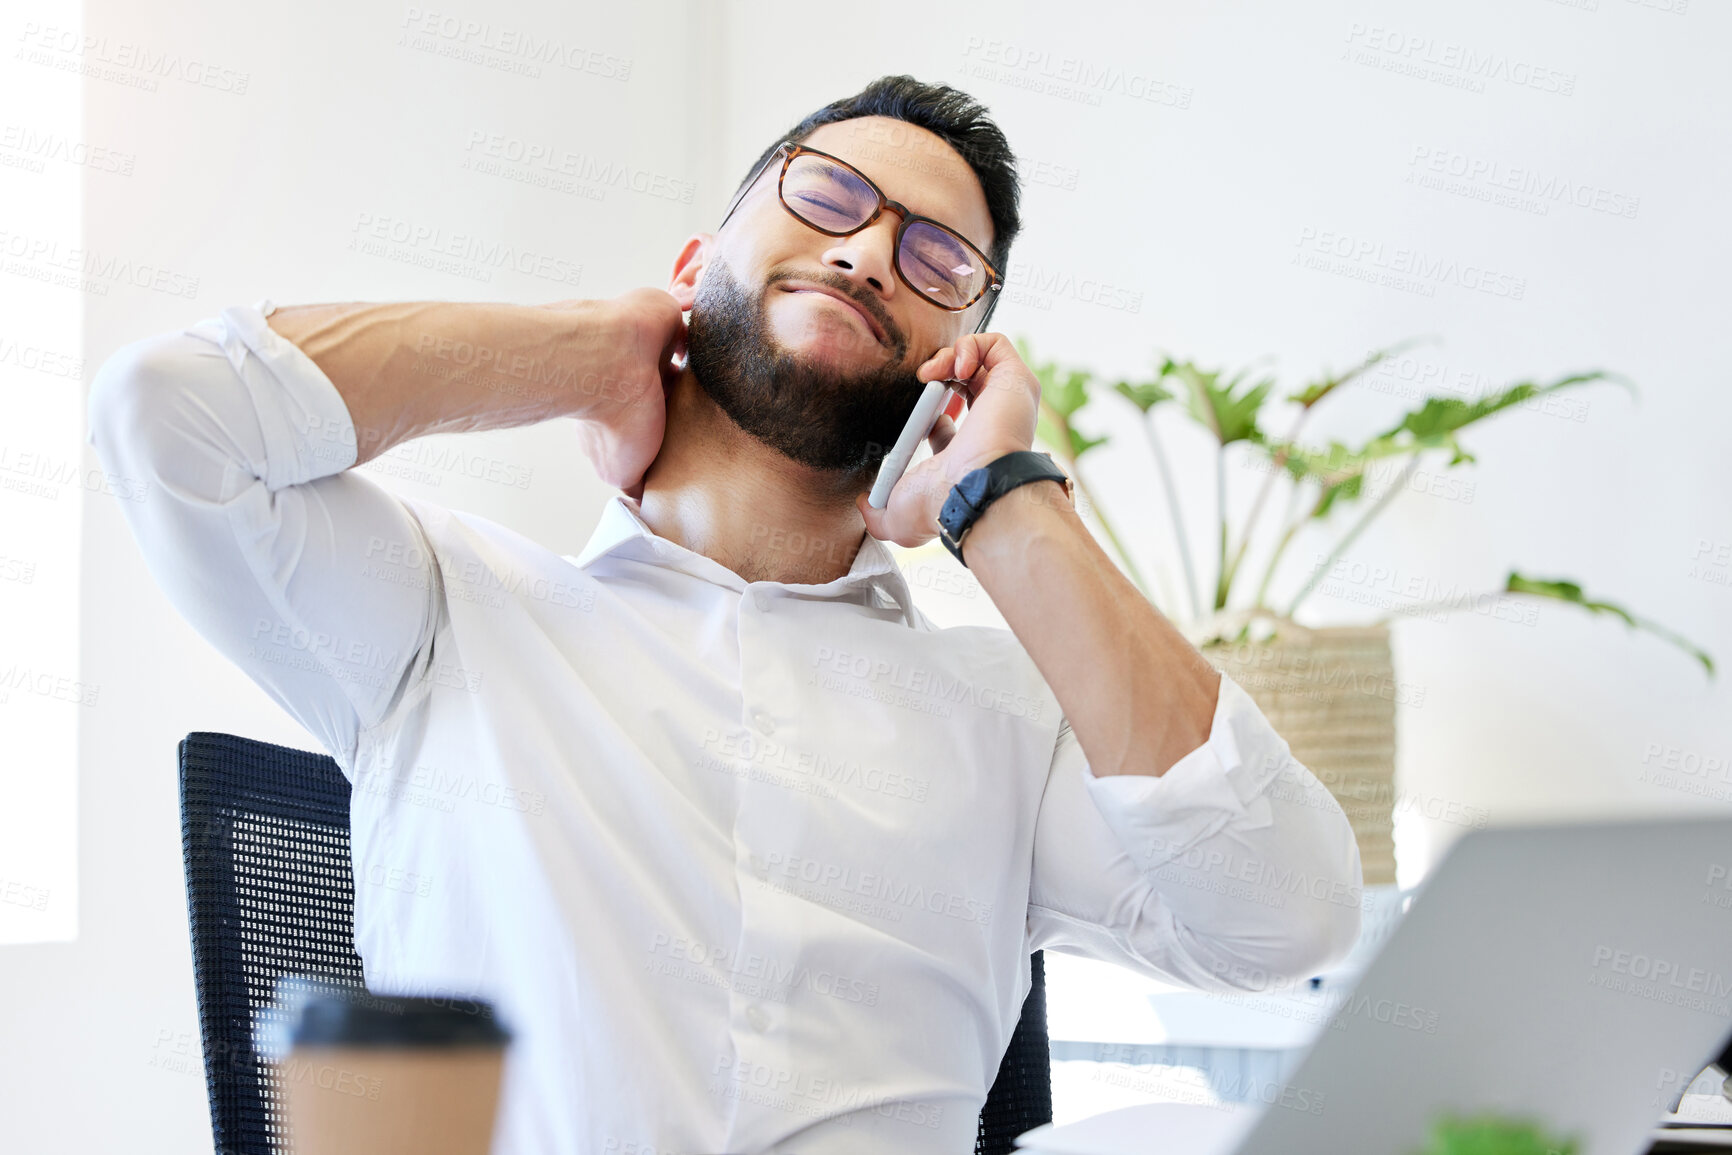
[266,299,616,466]
[962,479,1222,778]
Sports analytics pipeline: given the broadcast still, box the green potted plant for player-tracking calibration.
[1015,335,1713,885]
[1411,1110,1580,1155]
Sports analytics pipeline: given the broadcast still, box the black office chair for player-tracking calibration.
[178,731,1053,1155]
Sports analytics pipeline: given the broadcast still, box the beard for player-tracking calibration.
[684,257,926,482]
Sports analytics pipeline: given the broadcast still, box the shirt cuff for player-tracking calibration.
[184,297,359,489]
[1079,673,1289,872]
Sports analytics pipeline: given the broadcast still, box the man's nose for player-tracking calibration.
[820,213,902,298]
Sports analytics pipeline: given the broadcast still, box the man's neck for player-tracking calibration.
[635,370,874,586]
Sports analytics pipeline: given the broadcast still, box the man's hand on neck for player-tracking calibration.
[635,368,876,587]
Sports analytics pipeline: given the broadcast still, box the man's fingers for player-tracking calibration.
[919,350,953,383]
[955,337,980,382]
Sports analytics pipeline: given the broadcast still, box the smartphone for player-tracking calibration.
[868,378,967,510]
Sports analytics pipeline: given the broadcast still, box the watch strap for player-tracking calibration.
[935,450,1072,567]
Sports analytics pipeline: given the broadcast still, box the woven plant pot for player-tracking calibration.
[1192,613,1401,886]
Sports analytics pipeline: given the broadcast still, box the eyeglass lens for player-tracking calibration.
[780,153,986,310]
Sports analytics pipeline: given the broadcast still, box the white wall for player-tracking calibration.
[1,0,84,950]
[4,1,722,1149]
[1,0,1727,1150]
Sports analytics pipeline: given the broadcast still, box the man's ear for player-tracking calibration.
[667,233,712,312]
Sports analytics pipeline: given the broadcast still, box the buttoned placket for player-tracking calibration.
[722,577,803,1143]
[586,499,928,1147]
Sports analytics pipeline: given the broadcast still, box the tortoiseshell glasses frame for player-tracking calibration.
[719,140,1003,318]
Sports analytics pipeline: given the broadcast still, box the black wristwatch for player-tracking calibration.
[935,450,1074,567]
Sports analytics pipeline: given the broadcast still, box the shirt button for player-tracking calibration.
[753,590,770,612]
[753,710,775,735]
[745,1004,772,1032]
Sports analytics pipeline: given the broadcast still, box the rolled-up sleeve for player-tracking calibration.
[85,299,439,779]
[1026,672,1363,992]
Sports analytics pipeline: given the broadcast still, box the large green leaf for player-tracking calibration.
[1265,370,1627,518]
[1267,438,1408,486]
[1367,371,1630,465]
[1071,426,1110,457]
[1260,437,1404,521]
[1048,368,1093,420]
[1034,404,1067,459]
[1173,361,1272,445]
[1112,376,1175,413]
[1286,338,1432,409]
[1312,472,1364,519]
[1505,572,1714,676]
[1017,337,1091,416]
[1018,337,1109,462]
[1036,398,1108,459]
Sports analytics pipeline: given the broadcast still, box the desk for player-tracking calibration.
[1044,886,1407,1121]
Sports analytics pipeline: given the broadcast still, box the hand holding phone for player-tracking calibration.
[868,378,967,510]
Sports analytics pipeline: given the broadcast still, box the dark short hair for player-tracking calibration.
[730,74,1021,329]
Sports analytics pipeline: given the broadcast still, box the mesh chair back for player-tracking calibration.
[178,731,1051,1155]
[179,732,366,1155]
[977,948,1053,1154]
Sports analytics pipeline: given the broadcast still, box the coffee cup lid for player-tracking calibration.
[277,981,512,1049]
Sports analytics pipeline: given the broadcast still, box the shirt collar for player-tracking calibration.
[571,492,920,626]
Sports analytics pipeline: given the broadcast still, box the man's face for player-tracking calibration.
[678,117,995,481]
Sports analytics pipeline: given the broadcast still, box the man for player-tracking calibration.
[89,75,1361,1155]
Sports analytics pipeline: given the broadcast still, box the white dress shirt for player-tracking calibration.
[87,299,1363,1155]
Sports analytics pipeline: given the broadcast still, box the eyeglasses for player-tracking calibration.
[719,140,1002,316]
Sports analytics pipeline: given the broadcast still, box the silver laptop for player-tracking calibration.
[1239,814,1732,1154]
[1020,815,1732,1155]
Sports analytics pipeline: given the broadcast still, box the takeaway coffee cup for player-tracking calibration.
[270,984,512,1155]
